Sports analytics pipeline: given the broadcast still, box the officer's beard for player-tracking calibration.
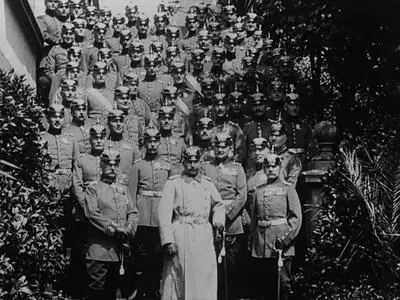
[48,126,62,135]
[72,116,85,127]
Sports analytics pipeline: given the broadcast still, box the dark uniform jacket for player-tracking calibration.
[84,180,138,261]
[249,179,302,258]
[127,157,170,227]
[200,160,247,235]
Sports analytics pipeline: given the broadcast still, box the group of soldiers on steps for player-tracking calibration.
[36,0,316,299]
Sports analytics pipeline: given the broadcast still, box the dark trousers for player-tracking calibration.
[86,260,119,300]
[218,234,246,300]
[248,257,292,300]
[133,226,163,299]
[67,221,88,298]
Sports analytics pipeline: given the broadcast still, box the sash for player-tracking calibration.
[86,88,113,112]
[175,98,190,117]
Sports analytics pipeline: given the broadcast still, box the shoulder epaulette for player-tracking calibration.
[88,180,98,186]
[168,174,180,180]
[255,180,268,189]
[202,175,213,182]
[232,161,241,166]
[133,158,143,164]
[283,180,292,186]
[78,153,86,159]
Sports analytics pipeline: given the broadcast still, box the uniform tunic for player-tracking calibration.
[127,157,170,227]
[104,139,141,183]
[158,173,225,300]
[200,160,247,236]
[249,179,302,258]
[122,111,143,146]
[63,123,91,155]
[37,14,62,46]
[41,131,79,192]
[159,135,186,176]
[84,180,138,262]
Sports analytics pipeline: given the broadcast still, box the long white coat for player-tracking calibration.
[158,173,225,300]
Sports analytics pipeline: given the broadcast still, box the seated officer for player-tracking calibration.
[84,147,138,300]
[248,153,302,300]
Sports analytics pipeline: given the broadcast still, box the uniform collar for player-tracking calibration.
[182,172,202,183]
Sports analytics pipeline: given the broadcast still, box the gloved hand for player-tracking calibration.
[115,227,130,250]
[274,238,286,251]
[164,243,177,257]
[214,223,224,235]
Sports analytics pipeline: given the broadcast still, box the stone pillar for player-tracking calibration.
[300,121,339,248]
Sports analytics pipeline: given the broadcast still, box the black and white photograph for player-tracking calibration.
[0,0,399,299]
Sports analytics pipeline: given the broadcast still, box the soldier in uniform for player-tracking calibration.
[114,85,143,146]
[212,85,245,164]
[222,32,242,76]
[150,12,168,46]
[42,102,79,193]
[63,98,90,155]
[72,18,91,50]
[228,82,252,128]
[248,153,302,300]
[125,4,139,36]
[243,87,272,149]
[195,112,215,163]
[37,0,62,50]
[244,11,259,41]
[84,147,139,300]
[158,105,186,175]
[136,14,152,52]
[119,39,146,80]
[84,5,98,34]
[121,72,152,129]
[208,21,222,46]
[106,13,126,54]
[111,29,133,73]
[70,118,106,299]
[127,127,171,300]
[197,26,213,58]
[98,7,113,39]
[138,54,171,113]
[69,0,84,21]
[282,91,316,164]
[170,60,195,114]
[221,4,237,36]
[190,76,217,131]
[86,62,117,126]
[210,47,230,81]
[266,76,286,121]
[189,48,206,79]
[161,85,192,144]
[232,21,248,61]
[177,13,199,53]
[40,22,76,106]
[158,146,225,300]
[105,108,141,183]
[165,25,180,47]
[269,120,302,186]
[51,78,82,125]
[55,0,70,22]
[200,132,247,300]
[81,22,107,73]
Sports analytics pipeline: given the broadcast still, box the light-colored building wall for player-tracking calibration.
[0,0,42,89]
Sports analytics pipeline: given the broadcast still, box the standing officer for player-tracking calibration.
[158,146,225,300]
[127,127,171,300]
[158,105,186,175]
[212,85,245,164]
[248,153,302,300]
[84,147,138,300]
[63,98,90,155]
[200,132,247,300]
[42,102,78,193]
[138,54,171,114]
[114,86,143,146]
[81,22,107,73]
[178,13,199,53]
[106,13,126,54]
[282,91,316,164]
[266,77,286,121]
[269,120,302,186]
[195,112,215,163]
[121,72,152,129]
[105,108,141,184]
[120,40,146,80]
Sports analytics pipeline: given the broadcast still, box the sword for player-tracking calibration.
[277,249,283,300]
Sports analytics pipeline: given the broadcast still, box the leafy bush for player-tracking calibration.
[292,145,400,299]
[0,70,67,299]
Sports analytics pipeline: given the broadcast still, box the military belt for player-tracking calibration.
[55,168,71,175]
[175,215,208,225]
[138,190,163,197]
[288,148,305,154]
[257,218,287,228]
